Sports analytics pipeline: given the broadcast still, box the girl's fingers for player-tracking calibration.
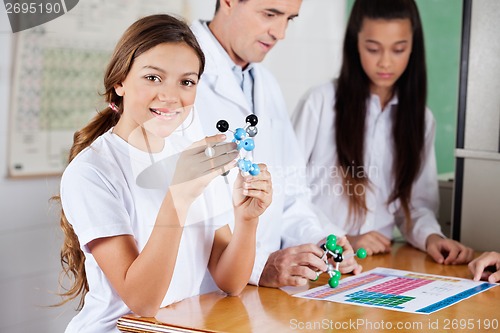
[242,188,271,202]
[243,166,271,183]
[201,150,239,172]
[243,179,272,193]
[189,134,232,156]
[201,141,238,160]
[203,134,228,145]
[205,160,237,179]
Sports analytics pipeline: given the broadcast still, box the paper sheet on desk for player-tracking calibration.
[293,267,498,314]
[280,284,312,295]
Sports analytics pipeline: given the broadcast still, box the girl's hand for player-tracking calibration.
[170,134,238,206]
[426,234,474,265]
[232,163,272,222]
[468,251,500,283]
[346,231,391,255]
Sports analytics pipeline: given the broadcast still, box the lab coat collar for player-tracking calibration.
[192,20,252,113]
[369,92,399,114]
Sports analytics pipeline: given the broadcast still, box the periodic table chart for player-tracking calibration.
[295,268,497,314]
[8,0,190,176]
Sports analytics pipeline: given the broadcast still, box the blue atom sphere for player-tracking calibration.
[234,128,247,141]
[249,163,260,176]
[238,159,252,172]
[242,138,255,151]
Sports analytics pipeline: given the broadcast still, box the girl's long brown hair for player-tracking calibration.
[335,0,427,226]
[53,14,205,309]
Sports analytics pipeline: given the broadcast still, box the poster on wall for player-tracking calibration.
[7,0,190,177]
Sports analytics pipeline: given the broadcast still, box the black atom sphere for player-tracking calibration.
[216,120,229,132]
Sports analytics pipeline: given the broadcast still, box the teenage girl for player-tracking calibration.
[55,14,272,333]
[292,0,473,264]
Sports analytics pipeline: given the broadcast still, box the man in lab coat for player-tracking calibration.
[192,0,360,288]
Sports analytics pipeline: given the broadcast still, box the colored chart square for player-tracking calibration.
[346,290,415,308]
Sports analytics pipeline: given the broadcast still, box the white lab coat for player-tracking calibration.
[191,20,334,286]
[292,81,445,251]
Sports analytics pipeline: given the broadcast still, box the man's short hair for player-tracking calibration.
[215,0,249,13]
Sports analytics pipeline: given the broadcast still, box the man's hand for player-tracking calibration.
[333,236,363,275]
[259,244,327,288]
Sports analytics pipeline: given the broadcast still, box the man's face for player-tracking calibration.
[224,0,302,68]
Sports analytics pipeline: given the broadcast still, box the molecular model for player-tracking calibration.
[216,114,260,176]
[317,234,367,288]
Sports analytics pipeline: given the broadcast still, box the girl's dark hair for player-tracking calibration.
[334,0,427,225]
[54,14,205,309]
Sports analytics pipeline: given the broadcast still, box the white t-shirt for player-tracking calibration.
[292,81,444,251]
[61,125,231,333]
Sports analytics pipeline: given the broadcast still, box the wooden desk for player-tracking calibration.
[117,243,499,333]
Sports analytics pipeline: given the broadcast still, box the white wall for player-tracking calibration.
[0,11,78,333]
[265,0,345,113]
[0,1,345,331]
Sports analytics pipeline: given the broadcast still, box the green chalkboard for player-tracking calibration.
[346,0,463,174]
